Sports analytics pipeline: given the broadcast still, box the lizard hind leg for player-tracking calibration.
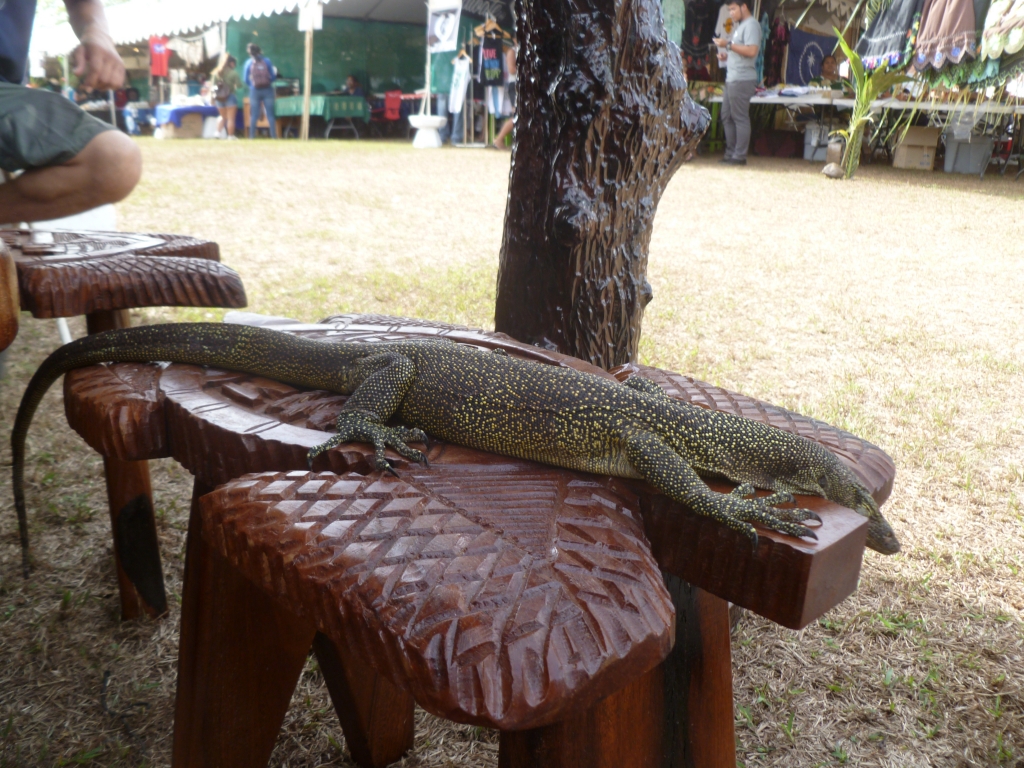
[307,409,428,474]
[625,431,819,548]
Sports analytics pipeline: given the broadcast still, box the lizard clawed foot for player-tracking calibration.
[728,484,821,525]
[706,495,819,550]
[306,411,431,474]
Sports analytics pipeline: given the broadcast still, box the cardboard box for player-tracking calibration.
[160,113,204,139]
[892,126,941,170]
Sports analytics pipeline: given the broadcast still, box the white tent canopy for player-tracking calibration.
[30,0,499,57]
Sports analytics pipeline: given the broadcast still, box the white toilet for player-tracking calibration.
[407,114,448,149]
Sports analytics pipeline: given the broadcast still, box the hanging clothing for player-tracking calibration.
[763,17,789,86]
[755,13,769,83]
[203,26,222,60]
[682,0,717,73]
[449,57,471,113]
[980,0,1024,59]
[714,4,734,69]
[913,0,979,68]
[856,0,925,68]
[785,27,833,84]
[480,35,504,86]
[168,36,205,68]
[149,36,170,78]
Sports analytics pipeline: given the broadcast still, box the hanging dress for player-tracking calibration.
[980,0,1024,58]
[912,0,980,69]
[855,0,925,69]
[763,17,789,86]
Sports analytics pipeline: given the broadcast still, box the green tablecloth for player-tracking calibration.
[274,95,369,121]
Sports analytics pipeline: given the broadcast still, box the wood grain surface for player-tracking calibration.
[1,229,244,318]
[198,469,674,730]
[0,238,18,352]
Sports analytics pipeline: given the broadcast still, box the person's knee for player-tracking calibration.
[77,130,142,204]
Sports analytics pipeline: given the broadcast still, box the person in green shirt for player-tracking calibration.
[212,54,243,139]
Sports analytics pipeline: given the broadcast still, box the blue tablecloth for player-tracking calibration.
[154,104,220,127]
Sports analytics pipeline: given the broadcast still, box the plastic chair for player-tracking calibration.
[370,90,404,137]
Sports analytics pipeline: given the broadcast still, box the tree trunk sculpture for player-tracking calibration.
[494,0,710,369]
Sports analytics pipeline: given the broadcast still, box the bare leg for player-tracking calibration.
[493,116,514,148]
[225,106,237,137]
[0,130,142,223]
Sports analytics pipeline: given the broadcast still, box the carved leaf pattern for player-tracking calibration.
[199,469,673,730]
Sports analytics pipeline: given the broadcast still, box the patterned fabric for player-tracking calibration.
[764,17,790,86]
[856,0,925,69]
[980,0,1024,58]
[682,0,717,73]
[913,0,980,69]
[786,27,835,85]
[755,13,770,84]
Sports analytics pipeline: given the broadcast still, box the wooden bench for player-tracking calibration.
[4,229,247,618]
[60,312,895,767]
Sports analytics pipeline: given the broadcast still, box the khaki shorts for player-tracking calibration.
[0,82,115,173]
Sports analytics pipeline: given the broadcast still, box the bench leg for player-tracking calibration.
[313,632,416,768]
[172,481,317,768]
[498,576,734,768]
[86,309,167,620]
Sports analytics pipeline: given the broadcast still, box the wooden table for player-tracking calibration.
[4,229,247,619]
[62,313,894,767]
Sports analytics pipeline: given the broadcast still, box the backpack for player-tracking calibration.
[250,57,272,89]
[215,78,233,101]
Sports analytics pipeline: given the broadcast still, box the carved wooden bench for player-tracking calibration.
[4,229,247,618]
[60,313,895,767]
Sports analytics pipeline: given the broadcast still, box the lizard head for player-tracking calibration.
[786,454,901,557]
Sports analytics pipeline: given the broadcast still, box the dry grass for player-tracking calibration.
[1,138,1022,767]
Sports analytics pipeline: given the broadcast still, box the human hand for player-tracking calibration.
[72,29,126,90]
[713,37,726,47]
[718,53,728,62]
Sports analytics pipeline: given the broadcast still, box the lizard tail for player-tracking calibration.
[11,322,358,576]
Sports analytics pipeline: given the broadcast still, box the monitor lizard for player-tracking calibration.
[12,323,900,577]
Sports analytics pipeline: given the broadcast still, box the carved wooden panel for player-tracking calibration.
[198,469,673,730]
[0,239,17,352]
[1,229,244,318]
[64,363,169,461]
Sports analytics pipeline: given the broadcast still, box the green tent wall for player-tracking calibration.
[226,13,427,93]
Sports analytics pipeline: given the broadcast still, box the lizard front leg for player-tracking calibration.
[625,431,818,548]
[307,352,429,472]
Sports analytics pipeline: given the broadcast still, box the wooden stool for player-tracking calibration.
[62,313,894,767]
[5,228,247,619]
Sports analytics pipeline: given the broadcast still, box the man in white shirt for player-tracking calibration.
[713,0,761,165]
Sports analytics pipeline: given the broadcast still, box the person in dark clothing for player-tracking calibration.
[0,0,142,223]
[344,75,365,97]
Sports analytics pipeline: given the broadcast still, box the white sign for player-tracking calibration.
[298,0,323,32]
[427,0,462,53]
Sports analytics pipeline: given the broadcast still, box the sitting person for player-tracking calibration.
[343,75,365,97]
[0,0,142,224]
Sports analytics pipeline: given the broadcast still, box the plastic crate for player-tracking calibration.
[942,134,994,174]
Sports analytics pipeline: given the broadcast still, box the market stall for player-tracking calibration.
[686,0,1024,175]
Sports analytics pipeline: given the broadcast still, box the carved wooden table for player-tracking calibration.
[62,313,895,768]
[4,229,247,619]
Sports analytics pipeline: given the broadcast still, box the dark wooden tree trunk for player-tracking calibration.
[494,0,710,369]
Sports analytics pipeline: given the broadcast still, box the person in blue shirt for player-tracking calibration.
[344,75,365,98]
[242,43,278,139]
[0,0,142,223]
